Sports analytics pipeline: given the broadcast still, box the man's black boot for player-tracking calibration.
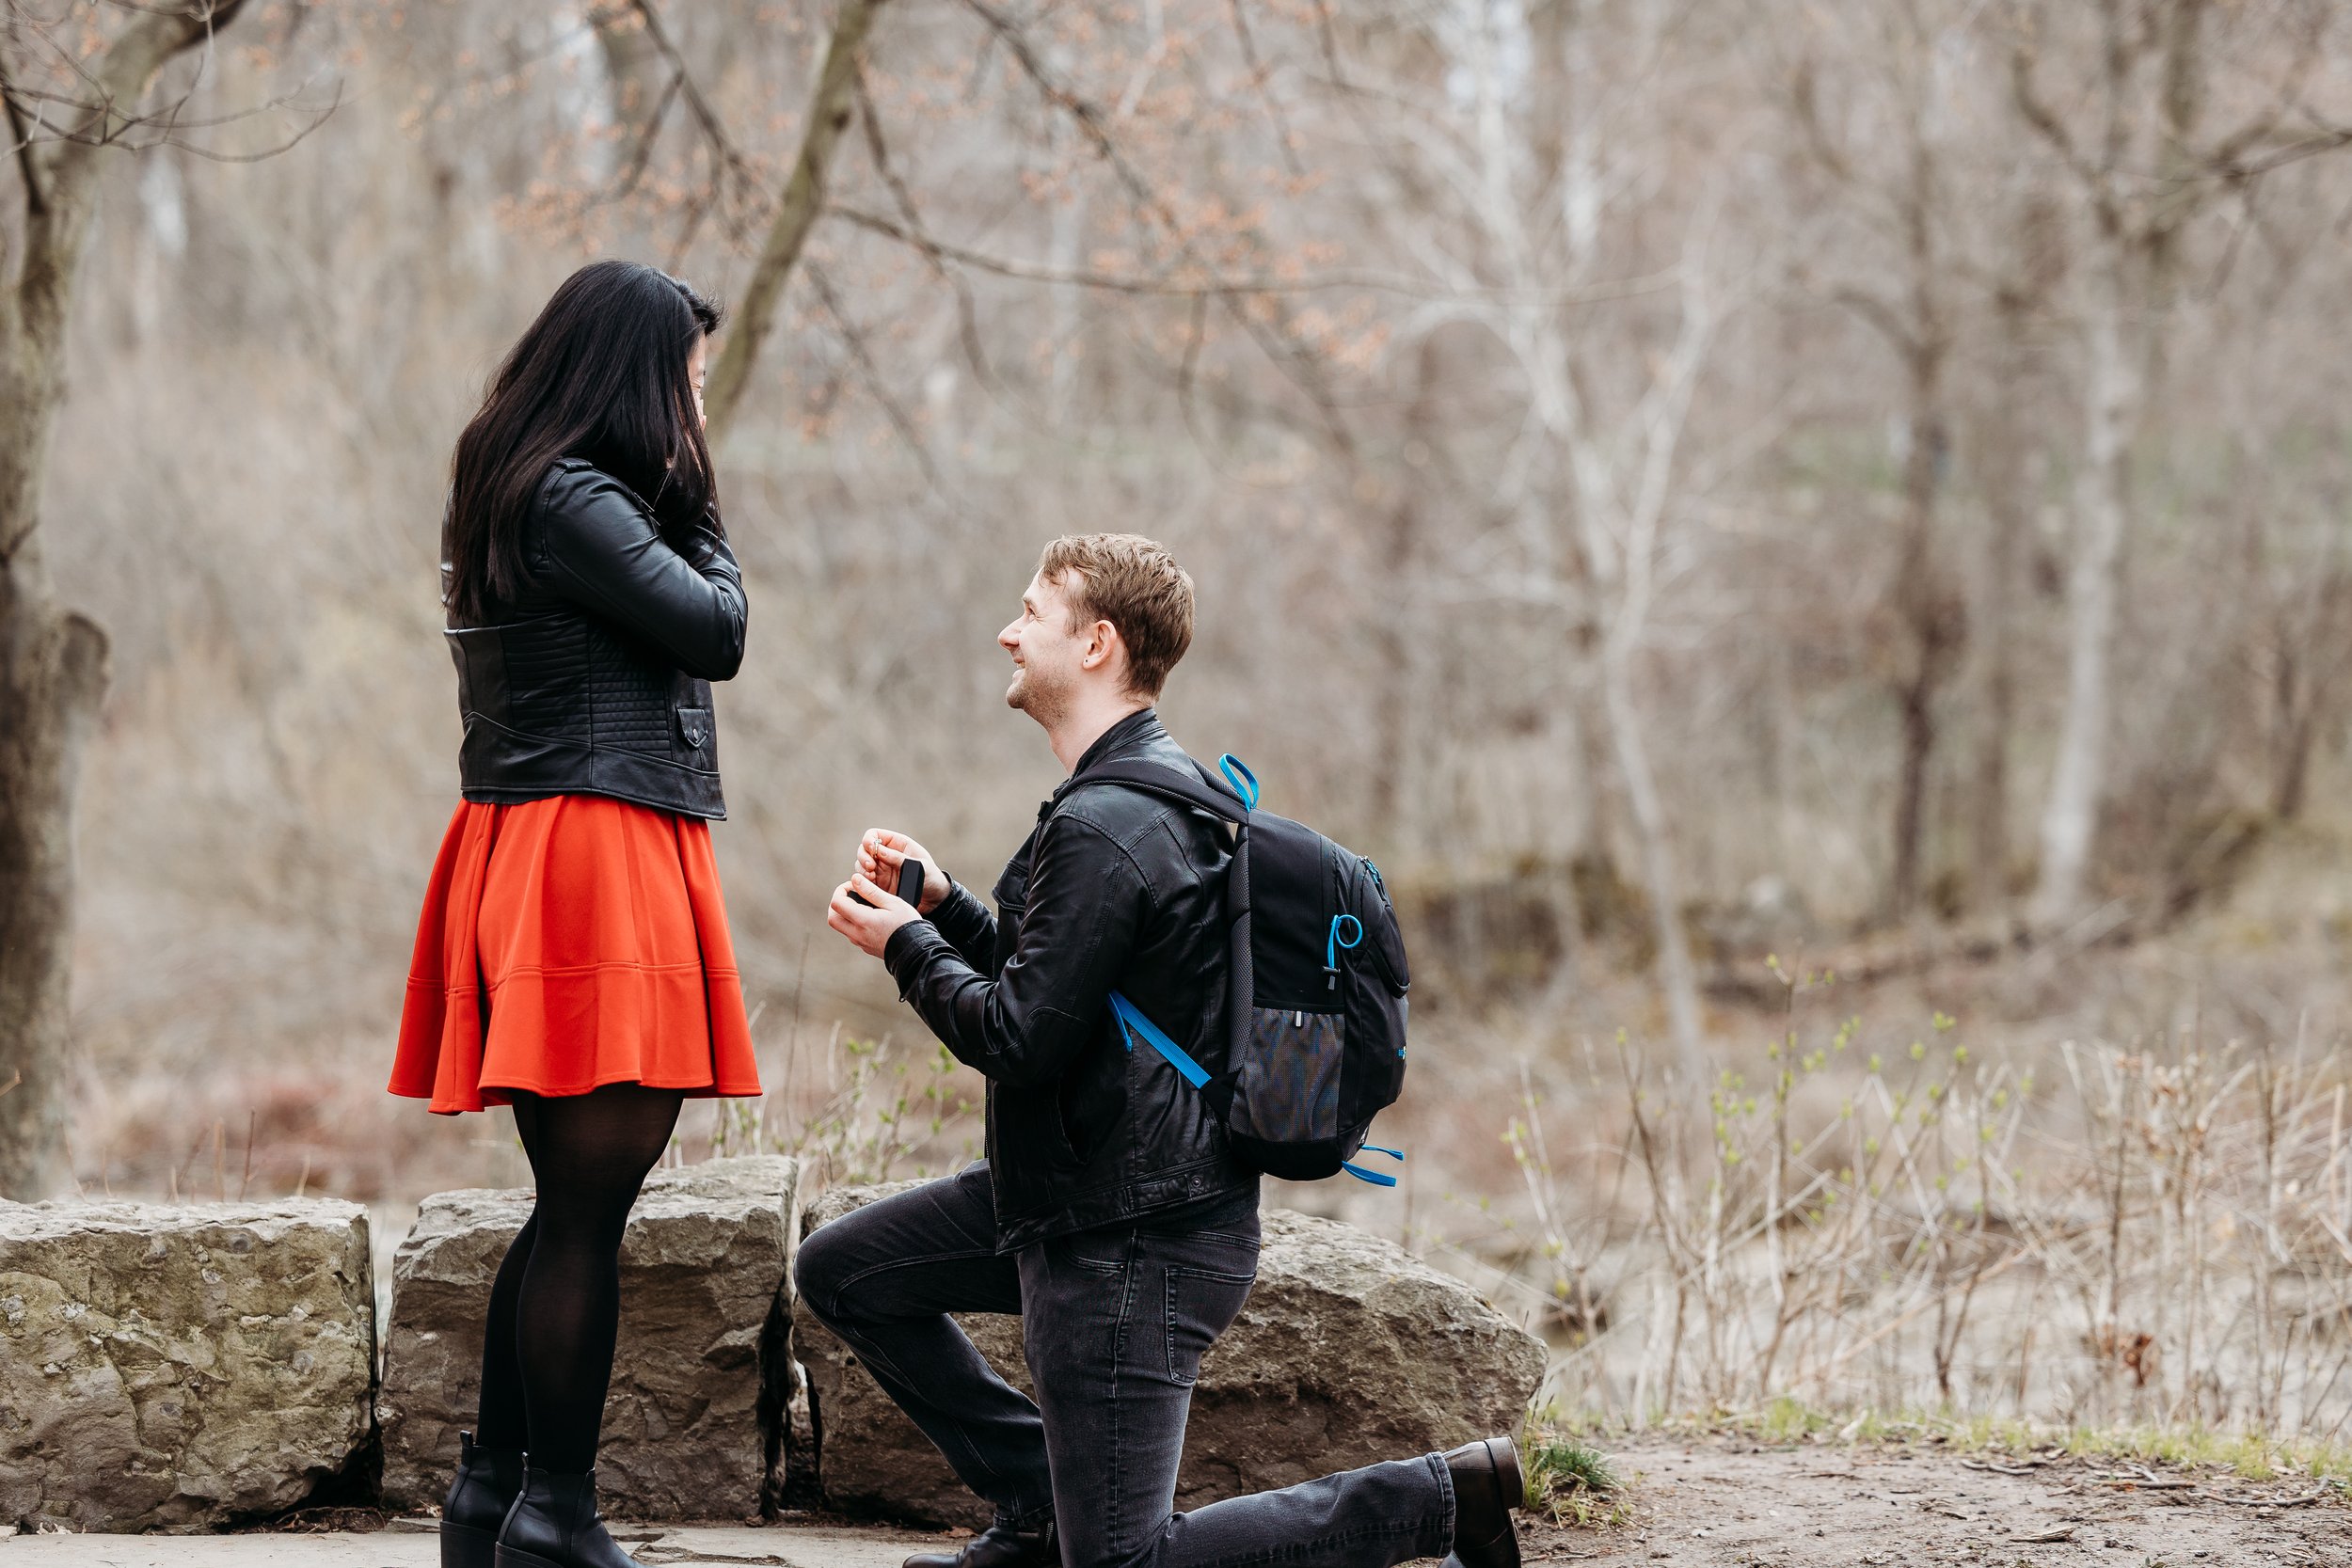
[442,1431,526,1568]
[1442,1435,1525,1568]
[901,1518,1057,1568]
[494,1466,643,1568]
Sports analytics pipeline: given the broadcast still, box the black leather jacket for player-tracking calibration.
[882,709,1258,1250]
[443,458,748,819]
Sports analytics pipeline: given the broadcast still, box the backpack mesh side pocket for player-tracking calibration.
[1230,1006,1343,1148]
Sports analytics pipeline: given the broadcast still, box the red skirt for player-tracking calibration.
[389,795,763,1115]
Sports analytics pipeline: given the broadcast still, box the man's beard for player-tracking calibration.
[1007,660,1072,727]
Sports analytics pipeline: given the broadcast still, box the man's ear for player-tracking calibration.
[1079,619,1124,676]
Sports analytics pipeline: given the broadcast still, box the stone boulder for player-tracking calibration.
[0,1198,375,1531]
[793,1185,1547,1527]
[379,1155,797,1522]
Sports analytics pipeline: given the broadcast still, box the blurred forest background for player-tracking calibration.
[7,0,2352,1438]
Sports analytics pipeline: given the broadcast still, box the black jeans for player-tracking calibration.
[794,1161,1456,1568]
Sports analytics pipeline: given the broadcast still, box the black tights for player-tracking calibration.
[472,1083,683,1472]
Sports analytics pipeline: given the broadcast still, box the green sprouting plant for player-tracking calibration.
[1521,1431,1623,1524]
[707,1091,766,1159]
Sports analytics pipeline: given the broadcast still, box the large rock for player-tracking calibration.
[379,1155,797,1522]
[794,1185,1547,1527]
[0,1198,375,1531]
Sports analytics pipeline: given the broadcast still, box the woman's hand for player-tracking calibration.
[827,872,918,958]
[857,829,948,914]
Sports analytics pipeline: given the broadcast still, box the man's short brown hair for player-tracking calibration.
[1037,532,1195,698]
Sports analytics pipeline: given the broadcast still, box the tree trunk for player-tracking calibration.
[1369,334,1439,853]
[1888,366,1956,921]
[1601,636,1704,1086]
[1891,653,1935,917]
[0,555,107,1197]
[2270,652,2317,821]
[0,345,102,1199]
[2032,245,2142,927]
[0,0,254,1195]
[1969,310,2034,911]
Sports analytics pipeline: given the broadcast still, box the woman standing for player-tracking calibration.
[389,260,760,1568]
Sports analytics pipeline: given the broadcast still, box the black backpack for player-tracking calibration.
[1066,753,1411,1186]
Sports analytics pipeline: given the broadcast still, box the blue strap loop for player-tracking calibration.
[1341,1146,1404,1186]
[1217,753,1260,810]
[1326,913,1363,972]
[1108,990,1211,1089]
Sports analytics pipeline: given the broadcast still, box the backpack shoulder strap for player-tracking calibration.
[1063,758,1250,824]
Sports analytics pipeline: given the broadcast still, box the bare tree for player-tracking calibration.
[1327,0,1742,1081]
[0,0,269,1197]
[1965,188,2065,910]
[1786,2,1971,921]
[2011,0,2352,926]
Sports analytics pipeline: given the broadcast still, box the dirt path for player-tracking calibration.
[5,1439,2342,1566]
[1529,1433,2351,1567]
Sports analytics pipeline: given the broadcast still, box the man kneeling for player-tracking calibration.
[806,533,1524,1568]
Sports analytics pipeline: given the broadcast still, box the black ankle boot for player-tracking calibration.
[442,1432,526,1568]
[1443,1435,1525,1568]
[494,1467,642,1568]
[902,1517,1057,1568]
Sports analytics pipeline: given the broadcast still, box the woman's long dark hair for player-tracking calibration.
[444,261,724,624]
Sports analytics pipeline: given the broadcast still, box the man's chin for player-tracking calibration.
[1008,674,1063,725]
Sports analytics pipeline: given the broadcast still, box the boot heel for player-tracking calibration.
[441,1520,500,1568]
[493,1547,567,1568]
[1491,1438,1525,1510]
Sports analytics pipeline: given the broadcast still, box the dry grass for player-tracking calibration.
[1442,963,2352,1450]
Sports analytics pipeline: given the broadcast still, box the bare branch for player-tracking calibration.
[1788,57,1854,189]
[803,258,944,495]
[23,1,253,350]
[626,0,766,221]
[1223,0,1302,178]
[2008,43,2101,198]
[612,70,681,199]
[830,201,1671,306]
[0,46,44,214]
[850,65,1001,397]
[960,0,1359,454]
[701,0,888,445]
[2222,121,2352,182]
[1832,283,1917,360]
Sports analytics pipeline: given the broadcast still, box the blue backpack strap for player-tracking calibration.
[1108,990,1212,1089]
[1341,1146,1404,1186]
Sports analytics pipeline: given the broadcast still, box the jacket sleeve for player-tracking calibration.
[536,466,748,679]
[928,878,1000,973]
[882,816,1140,1087]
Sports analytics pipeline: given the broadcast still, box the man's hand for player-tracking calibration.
[827,871,920,958]
[857,829,949,914]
